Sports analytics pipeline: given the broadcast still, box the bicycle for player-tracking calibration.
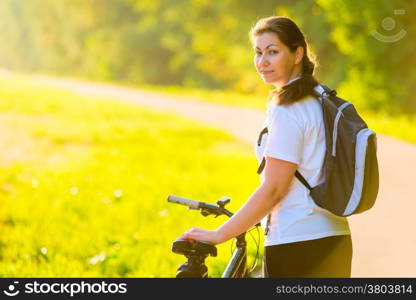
[167,195,261,278]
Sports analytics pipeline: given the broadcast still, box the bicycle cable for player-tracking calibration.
[229,225,261,275]
[230,234,236,255]
[247,225,260,274]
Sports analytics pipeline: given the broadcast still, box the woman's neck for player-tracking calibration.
[286,76,301,85]
[274,70,303,91]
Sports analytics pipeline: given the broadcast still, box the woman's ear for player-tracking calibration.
[295,46,304,65]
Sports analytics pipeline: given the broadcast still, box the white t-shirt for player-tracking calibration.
[255,96,350,246]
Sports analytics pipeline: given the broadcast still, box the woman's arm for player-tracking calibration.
[176,156,298,244]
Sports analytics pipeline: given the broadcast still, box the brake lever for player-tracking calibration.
[200,208,222,217]
[200,208,212,217]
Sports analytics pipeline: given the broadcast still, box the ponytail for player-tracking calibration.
[276,42,318,105]
[276,74,318,105]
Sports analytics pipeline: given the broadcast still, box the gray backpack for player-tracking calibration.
[257,84,379,217]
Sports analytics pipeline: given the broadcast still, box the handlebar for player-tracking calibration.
[167,195,233,218]
[167,195,200,209]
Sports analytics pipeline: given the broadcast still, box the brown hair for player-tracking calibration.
[250,16,318,105]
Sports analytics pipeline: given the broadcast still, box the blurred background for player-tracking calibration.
[0,0,415,277]
[1,0,415,113]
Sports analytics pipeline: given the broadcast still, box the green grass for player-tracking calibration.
[0,77,263,277]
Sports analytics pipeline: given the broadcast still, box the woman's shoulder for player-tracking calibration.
[272,96,318,115]
[289,95,319,109]
[271,96,322,127]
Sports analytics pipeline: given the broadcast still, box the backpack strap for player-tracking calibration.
[295,171,313,191]
[256,157,266,174]
[256,127,268,175]
[257,127,268,146]
[314,84,337,98]
[257,158,312,191]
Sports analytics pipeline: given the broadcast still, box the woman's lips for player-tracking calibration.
[260,70,274,75]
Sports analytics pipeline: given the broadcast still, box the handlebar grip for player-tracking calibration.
[167,195,200,209]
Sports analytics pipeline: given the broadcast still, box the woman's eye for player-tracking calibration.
[255,51,262,56]
[269,50,278,54]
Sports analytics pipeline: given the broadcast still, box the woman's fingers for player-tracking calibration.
[177,228,202,241]
[177,232,195,242]
[176,228,218,245]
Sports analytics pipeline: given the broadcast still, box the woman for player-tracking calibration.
[176,16,352,278]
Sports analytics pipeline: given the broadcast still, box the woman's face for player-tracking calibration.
[253,31,302,89]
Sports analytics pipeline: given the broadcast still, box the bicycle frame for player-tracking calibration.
[221,233,248,278]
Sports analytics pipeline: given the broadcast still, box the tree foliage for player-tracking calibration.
[0,0,414,112]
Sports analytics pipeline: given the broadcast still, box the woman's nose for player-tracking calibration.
[259,55,269,67]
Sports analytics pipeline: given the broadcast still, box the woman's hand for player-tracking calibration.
[176,227,222,245]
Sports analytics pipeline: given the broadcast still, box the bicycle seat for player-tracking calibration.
[172,240,217,257]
